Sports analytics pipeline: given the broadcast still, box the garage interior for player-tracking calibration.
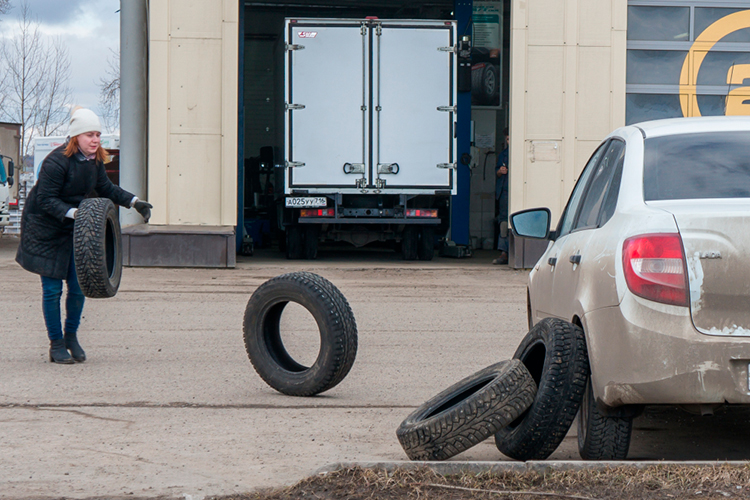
[239,0,511,256]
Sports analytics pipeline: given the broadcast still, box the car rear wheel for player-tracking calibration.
[577,378,633,460]
[494,318,589,460]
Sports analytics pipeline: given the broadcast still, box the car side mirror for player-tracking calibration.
[510,208,551,240]
[7,176,12,188]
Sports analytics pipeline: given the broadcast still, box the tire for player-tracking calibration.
[577,378,633,460]
[494,318,589,460]
[73,198,122,299]
[286,225,302,259]
[417,226,435,261]
[397,360,537,461]
[242,271,358,396]
[402,226,418,260]
[303,225,320,260]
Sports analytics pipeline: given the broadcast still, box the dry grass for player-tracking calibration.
[212,464,750,500]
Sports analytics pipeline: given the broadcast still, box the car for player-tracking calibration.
[510,116,750,459]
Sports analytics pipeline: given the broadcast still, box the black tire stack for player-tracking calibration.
[396,317,634,462]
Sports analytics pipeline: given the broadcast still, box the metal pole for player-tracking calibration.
[119,0,148,226]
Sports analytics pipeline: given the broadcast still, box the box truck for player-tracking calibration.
[280,18,457,260]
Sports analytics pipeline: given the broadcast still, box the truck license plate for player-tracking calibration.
[285,197,327,208]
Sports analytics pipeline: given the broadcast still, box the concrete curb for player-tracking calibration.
[314,460,750,476]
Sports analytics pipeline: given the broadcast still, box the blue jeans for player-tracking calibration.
[41,255,85,341]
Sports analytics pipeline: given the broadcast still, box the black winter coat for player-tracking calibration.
[15,145,135,279]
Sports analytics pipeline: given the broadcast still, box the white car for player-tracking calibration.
[510,116,750,459]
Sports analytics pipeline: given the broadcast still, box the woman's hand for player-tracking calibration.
[133,201,153,223]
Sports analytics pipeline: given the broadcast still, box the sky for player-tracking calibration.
[0,0,120,121]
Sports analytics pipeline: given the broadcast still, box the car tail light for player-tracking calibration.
[300,208,333,217]
[622,233,688,307]
[406,209,438,218]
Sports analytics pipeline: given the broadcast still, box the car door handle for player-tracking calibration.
[569,254,581,264]
[548,257,557,266]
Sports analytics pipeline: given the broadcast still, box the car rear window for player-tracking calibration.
[643,131,750,201]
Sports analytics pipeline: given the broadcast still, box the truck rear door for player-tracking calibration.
[285,19,456,194]
[374,21,456,191]
[285,20,368,191]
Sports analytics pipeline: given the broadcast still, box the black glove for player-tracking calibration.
[133,200,153,223]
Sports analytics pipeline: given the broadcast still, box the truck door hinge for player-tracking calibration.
[343,163,365,174]
[285,161,306,168]
[438,46,456,52]
[437,106,457,113]
[375,25,382,36]
[285,103,306,111]
[361,24,367,36]
[377,163,400,175]
[437,163,457,169]
[355,178,367,189]
[375,178,386,189]
[285,43,305,51]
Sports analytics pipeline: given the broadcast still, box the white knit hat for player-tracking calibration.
[69,107,102,137]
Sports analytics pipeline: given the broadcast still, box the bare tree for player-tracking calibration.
[0,0,10,14]
[0,1,72,163]
[98,49,120,133]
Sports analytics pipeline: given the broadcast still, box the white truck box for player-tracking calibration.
[281,18,457,259]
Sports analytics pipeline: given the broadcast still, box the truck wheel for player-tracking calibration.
[243,272,358,396]
[396,360,537,461]
[402,227,418,260]
[577,378,633,460]
[286,225,302,259]
[417,226,435,261]
[494,318,589,460]
[73,198,122,298]
[303,225,320,260]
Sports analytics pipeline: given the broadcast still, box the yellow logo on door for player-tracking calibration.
[680,10,750,117]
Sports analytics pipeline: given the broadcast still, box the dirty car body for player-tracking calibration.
[513,117,750,411]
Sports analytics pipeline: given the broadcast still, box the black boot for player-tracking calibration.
[49,338,75,364]
[64,332,86,362]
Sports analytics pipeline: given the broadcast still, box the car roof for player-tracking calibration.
[630,116,750,139]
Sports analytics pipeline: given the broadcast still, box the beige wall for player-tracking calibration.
[509,0,627,223]
[148,0,238,226]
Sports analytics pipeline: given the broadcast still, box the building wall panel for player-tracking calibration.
[169,39,223,135]
[168,134,223,225]
[510,0,627,225]
[170,0,223,39]
[149,0,238,227]
[526,46,565,139]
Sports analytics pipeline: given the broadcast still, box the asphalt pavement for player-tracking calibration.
[3,235,750,499]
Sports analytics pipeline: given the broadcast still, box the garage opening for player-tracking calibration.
[238,0,511,258]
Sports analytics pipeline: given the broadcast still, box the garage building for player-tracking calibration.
[119,0,750,267]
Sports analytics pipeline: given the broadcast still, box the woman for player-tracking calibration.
[16,107,152,364]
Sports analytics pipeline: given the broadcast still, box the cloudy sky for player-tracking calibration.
[0,0,120,118]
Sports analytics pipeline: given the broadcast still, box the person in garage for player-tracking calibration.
[493,128,510,265]
[15,107,153,364]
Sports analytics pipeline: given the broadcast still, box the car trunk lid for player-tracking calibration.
[653,200,750,336]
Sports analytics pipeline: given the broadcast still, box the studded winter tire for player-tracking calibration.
[494,318,590,461]
[396,359,537,461]
[243,272,358,396]
[73,198,122,298]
